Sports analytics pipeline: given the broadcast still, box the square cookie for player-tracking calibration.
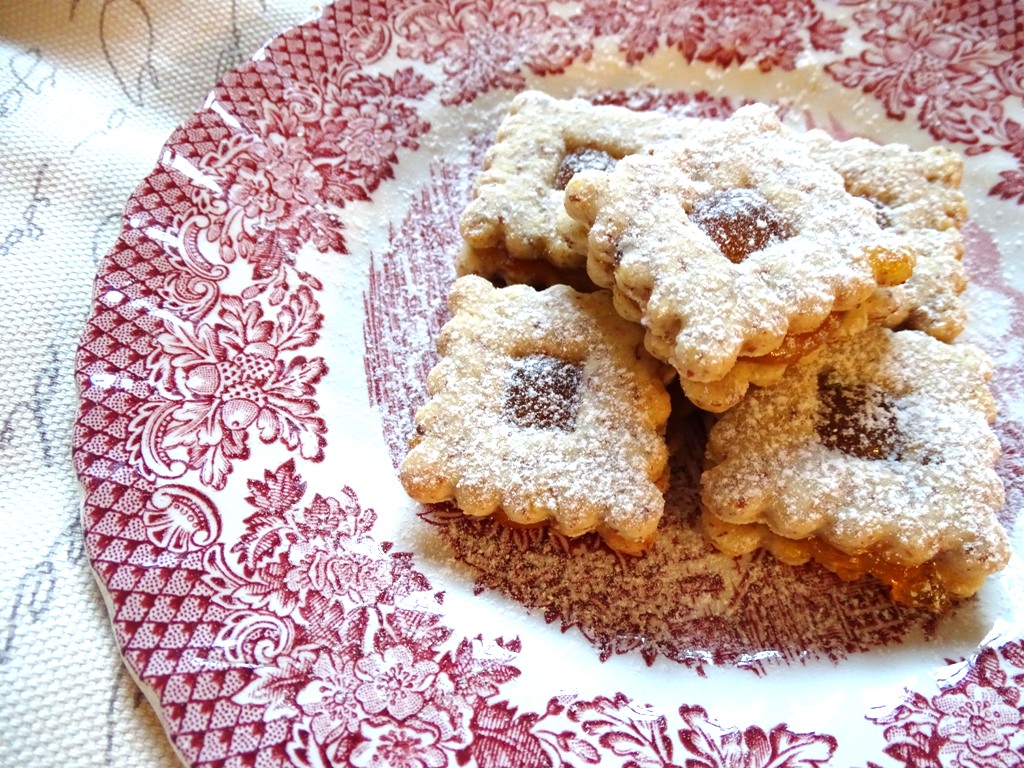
[564,103,920,409]
[459,90,700,271]
[700,326,1009,611]
[399,275,672,554]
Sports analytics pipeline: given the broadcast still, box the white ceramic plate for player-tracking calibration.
[75,2,1024,766]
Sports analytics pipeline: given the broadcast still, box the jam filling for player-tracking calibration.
[740,313,844,366]
[504,355,583,431]
[690,188,793,263]
[816,377,902,460]
[779,533,949,612]
[555,147,618,190]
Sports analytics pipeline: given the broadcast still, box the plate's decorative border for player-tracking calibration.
[74,1,1024,766]
[865,640,1024,768]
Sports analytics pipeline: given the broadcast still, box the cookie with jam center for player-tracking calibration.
[399,276,672,554]
[459,90,702,272]
[700,326,1009,611]
[564,104,921,397]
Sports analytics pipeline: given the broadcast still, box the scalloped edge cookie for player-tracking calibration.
[459,90,700,269]
[399,275,672,554]
[700,326,1009,611]
[564,103,919,386]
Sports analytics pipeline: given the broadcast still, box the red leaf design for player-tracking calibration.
[384,607,453,654]
[1001,640,1024,672]
[884,741,939,768]
[159,320,224,374]
[233,645,318,718]
[273,285,323,352]
[561,734,601,764]
[467,701,550,768]
[332,605,370,655]
[218,296,273,351]
[266,355,327,399]
[991,169,1024,204]
[246,459,306,516]
[677,705,836,768]
[441,636,522,701]
[764,723,837,768]
[391,65,435,99]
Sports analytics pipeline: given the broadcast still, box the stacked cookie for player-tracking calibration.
[399,92,1010,611]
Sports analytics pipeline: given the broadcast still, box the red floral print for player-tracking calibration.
[393,0,586,105]
[129,289,327,490]
[827,0,1009,145]
[677,705,837,768]
[934,683,1021,756]
[867,643,1024,768]
[350,719,448,768]
[296,652,365,743]
[184,65,431,306]
[200,462,491,766]
[355,646,440,720]
[577,0,844,69]
[827,0,1024,201]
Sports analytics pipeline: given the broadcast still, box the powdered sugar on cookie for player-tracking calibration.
[701,327,1008,610]
[564,103,919,385]
[800,131,968,341]
[400,276,672,553]
[402,92,1010,609]
[459,90,701,270]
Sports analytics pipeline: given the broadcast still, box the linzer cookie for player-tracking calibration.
[463,93,968,348]
[399,275,672,554]
[458,90,699,273]
[564,103,920,411]
[700,327,1009,611]
[800,131,968,341]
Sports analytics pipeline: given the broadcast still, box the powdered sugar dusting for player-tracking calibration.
[364,136,944,670]
[417,407,936,673]
[564,104,920,385]
[459,90,705,269]
[702,327,1009,606]
[399,277,671,548]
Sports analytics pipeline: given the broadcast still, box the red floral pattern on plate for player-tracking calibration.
[130,288,328,490]
[393,0,586,105]
[866,641,1024,768]
[827,0,1024,201]
[185,63,432,301]
[577,0,845,69]
[121,49,432,492]
[73,1,1024,766]
[362,95,965,673]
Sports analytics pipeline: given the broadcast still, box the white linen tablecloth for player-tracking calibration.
[0,3,314,765]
